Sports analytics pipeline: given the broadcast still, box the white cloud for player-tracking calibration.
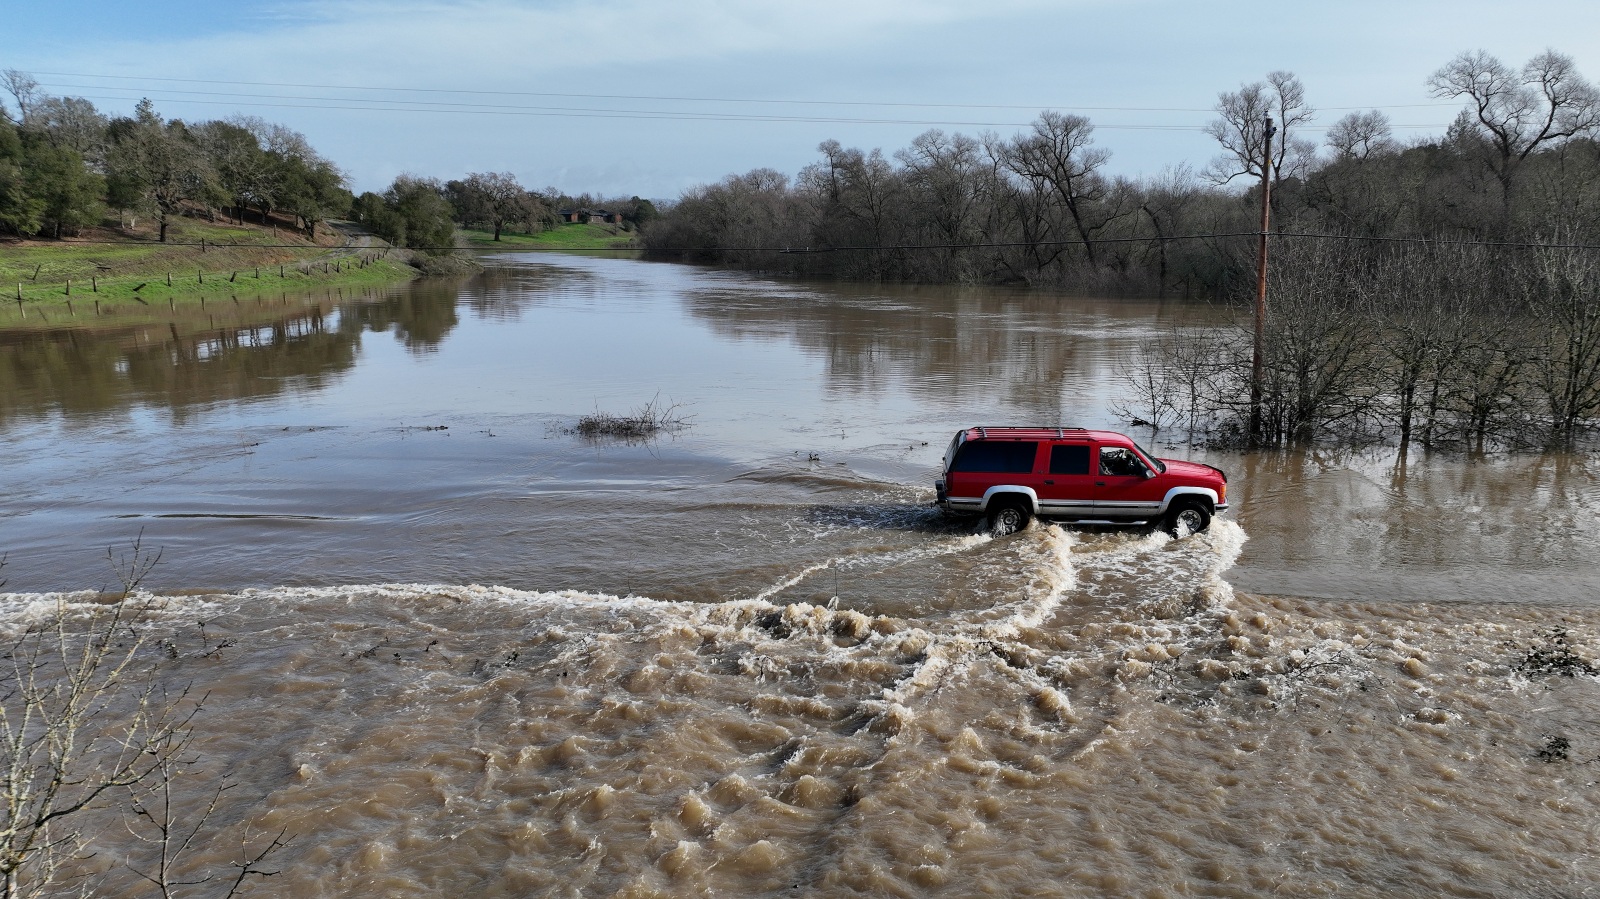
[71,0,1068,85]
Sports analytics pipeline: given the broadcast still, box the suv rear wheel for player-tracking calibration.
[987,500,1031,536]
[1165,499,1211,537]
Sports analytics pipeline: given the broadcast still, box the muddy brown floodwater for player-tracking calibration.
[1,254,1597,897]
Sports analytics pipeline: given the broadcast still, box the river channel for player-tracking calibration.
[1,253,1597,897]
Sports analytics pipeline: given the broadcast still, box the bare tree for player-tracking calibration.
[1251,239,1383,444]
[0,71,41,126]
[1361,242,1492,453]
[980,130,1072,281]
[896,129,984,277]
[1428,49,1600,216]
[123,746,289,899]
[1325,110,1397,160]
[1138,164,1202,293]
[1116,329,1235,440]
[0,539,175,898]
[1002,111,1114,267]
[1204,71,1317,187]
[1521,238,1600,445]
[800,141,904,277]
[0,538,284,898]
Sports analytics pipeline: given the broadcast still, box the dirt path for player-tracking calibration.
[326,221,382,259]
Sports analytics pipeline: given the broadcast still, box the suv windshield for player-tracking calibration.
[1131,440,1167,473]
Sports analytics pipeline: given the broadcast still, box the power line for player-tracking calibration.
[34,89,1126,128]
[33,72,1220,113]
[36,87,1453,132]
[36,71,1464,113]
[33,70,1460,119]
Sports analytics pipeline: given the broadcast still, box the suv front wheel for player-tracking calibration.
[1165,499,1211,537]
[987,500,1031,536]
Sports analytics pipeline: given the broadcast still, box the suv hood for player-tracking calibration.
[1159,459,1226,482]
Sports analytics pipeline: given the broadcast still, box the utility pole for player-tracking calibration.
[1249,113,1276,446]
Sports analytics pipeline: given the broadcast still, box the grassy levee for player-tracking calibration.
[0,285,383,338]
[0,272,411,331]
[1,218,415,318]
[461,223,639,250]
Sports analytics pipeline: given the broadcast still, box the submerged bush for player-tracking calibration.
[567,395,691,441]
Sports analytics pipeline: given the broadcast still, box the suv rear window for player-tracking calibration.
[949,441,1038,473]
[1049,444,1090,474]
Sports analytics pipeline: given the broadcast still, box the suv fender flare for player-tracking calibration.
[1161,487,1218,514]
[982,486,1038,513]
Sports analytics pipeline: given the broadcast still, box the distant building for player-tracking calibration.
[557,209,624,225]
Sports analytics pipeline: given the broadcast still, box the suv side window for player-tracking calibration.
[1099,447,1146,477]
[949,441,1038,473]
[1049,444,1090,475]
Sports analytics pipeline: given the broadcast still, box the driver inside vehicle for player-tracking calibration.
[1099,447,1145,477]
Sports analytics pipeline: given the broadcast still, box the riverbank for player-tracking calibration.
[0,218,420,322]
[461,223,639,251]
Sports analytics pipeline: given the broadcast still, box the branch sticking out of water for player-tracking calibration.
[567,394,692,441]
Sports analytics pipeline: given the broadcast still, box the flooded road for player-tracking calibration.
[4,255,1596,603]
[1,254,1598,896]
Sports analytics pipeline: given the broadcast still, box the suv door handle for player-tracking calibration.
[1095,481,1105,486]
[1043,479,1054,484]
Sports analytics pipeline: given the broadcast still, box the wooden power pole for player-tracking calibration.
[1249,113,1276,445]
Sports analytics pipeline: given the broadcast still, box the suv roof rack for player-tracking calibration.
[970,426,1088,438]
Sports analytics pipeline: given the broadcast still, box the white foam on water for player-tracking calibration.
[748,562,834,604]
[0,515,1259,777]
[978,524,1080,638]
[746,529,992,603]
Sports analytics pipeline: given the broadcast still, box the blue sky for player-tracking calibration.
[7,0,1600,199]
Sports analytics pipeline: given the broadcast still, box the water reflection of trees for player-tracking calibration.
[1233,447,1600,581]
[682,282,1215,418]
[458,264,585,321]
[0,284,470,423]
[341,281,460,353]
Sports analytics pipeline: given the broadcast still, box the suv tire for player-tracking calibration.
[987,500,1031,536]
[1165,499,1211,537]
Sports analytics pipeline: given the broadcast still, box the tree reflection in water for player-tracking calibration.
[0,284,468,424]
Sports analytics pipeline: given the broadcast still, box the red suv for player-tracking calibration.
[934,427,1228,536]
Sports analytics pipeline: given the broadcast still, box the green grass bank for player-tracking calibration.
[1,218,417,318]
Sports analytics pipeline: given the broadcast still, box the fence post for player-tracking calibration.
[65,279,71,296]
[92,276,98,292]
